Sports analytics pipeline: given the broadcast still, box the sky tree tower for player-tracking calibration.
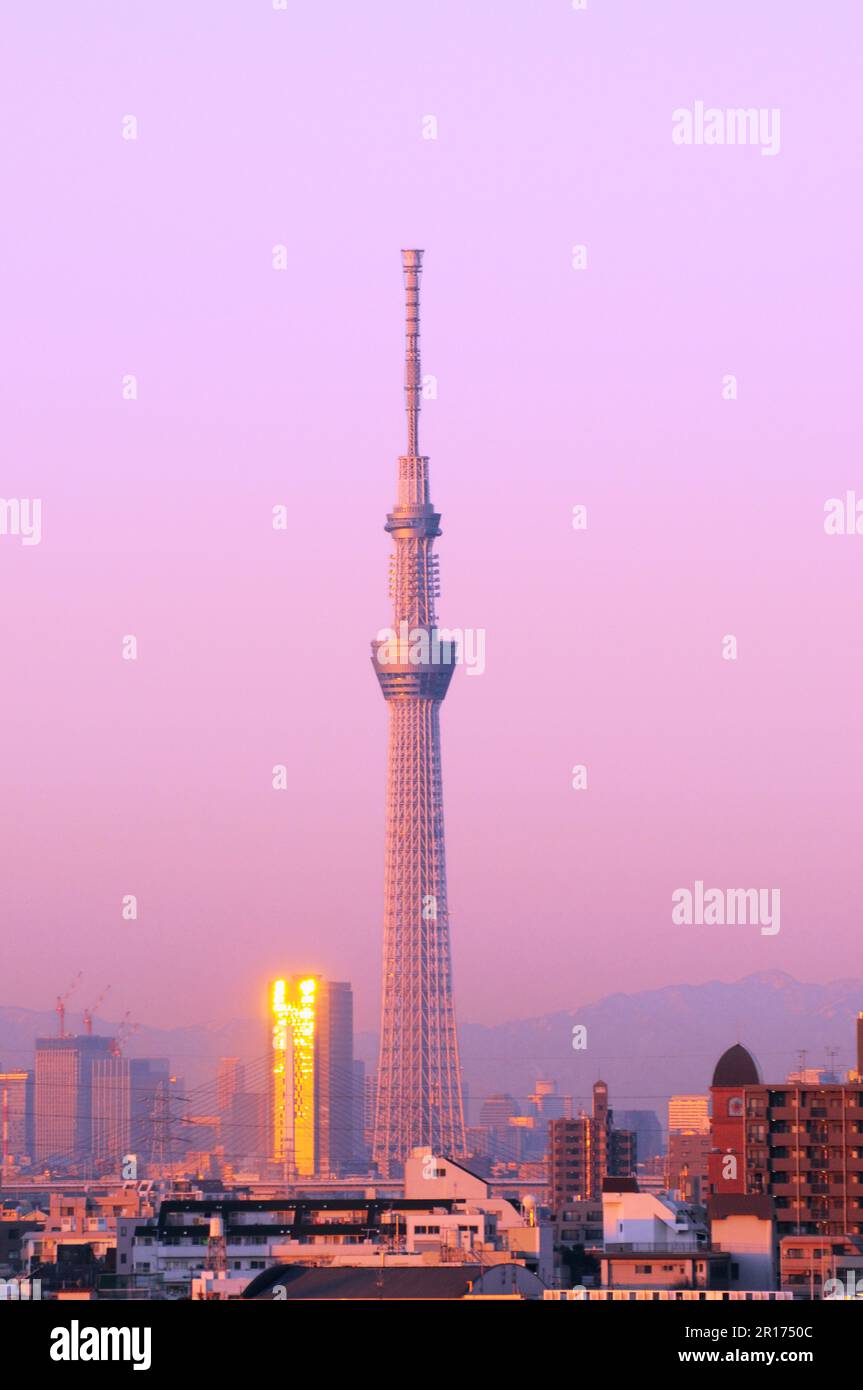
[371,250,466,1174]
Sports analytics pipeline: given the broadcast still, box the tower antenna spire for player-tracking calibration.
[401,249,423,458]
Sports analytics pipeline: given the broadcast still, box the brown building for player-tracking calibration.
[779,1233,863,1297]
[550,1081,636,1214]
[667,1131,711,1203]
[553,1198,604,1247]
[708,1040,863,1241]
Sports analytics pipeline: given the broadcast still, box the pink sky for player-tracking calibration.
[1,1,861,1031]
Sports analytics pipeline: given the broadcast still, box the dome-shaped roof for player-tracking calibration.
[712,1043,761,1087]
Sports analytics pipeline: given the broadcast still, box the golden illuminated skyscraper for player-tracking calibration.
[0,1070,32,1171]
[270,976,354,1177]
[371,252,466,1174]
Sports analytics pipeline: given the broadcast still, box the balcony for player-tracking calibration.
[605,1240,707,1253]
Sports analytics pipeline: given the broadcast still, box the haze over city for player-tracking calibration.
[2,2,860,1036]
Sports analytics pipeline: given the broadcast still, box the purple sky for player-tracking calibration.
[1,1,861,1032]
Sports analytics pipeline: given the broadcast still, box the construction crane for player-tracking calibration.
[55,972,82,1038]
[110,1011,140,1057]
[83,985,111,1036]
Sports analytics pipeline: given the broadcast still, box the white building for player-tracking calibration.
[603,1188,710,1250]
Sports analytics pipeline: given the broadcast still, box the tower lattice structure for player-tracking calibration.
[371,250,466,1175]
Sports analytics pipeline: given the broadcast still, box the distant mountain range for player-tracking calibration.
[3,972,860,1127]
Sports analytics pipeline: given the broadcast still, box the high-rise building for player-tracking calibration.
[351,1059,368,1171]
[316,979,354,1176]
[216,1058,245,1117]
[371,251,466,1174]
[226,1090,265,1171]
[667,1093,711,1202]
[216,1058,248,1170]
[708,1039,863,1239]
[478,1094,521,1163]
[269,976,354,1177]
[35,1035,114,1167]
[668,1094,710,1135]
[616,1109,664,1162]
[549,1080,636,1213]
[529,1079,566,1123]
[0,1070,33,1169]
[91,1057,170,1169]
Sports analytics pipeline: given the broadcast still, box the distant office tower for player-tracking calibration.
[0,1070,33,1168]
[479,1093,520,1128]
[549,1080,636,1213]
[616,1109,664,1162]
[363,1072,377,1155]
[668,1094,710,1135]
[227,1090,265,1169]
[35,1035,114,1167]
[270,976,354,1177]
[316,979,353,1175]
[529,1079,566,1123]
[352,1059,368,1170]
[479,1094,521,1163]
[217,1058,245,1117]
[371,251,466,1174]
[91,1057,170,1169]
[787,1067,827,1084]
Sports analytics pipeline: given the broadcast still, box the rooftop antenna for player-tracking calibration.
[401,249,423,459]
[83,984,111,1036]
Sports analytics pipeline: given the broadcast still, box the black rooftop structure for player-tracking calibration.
[712,1044,761,1088]
[243,1264,485,1301]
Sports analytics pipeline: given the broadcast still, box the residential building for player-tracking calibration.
[708,1040,863,1240]
[550,1081,636,1212]
[600,1181,722,1290]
